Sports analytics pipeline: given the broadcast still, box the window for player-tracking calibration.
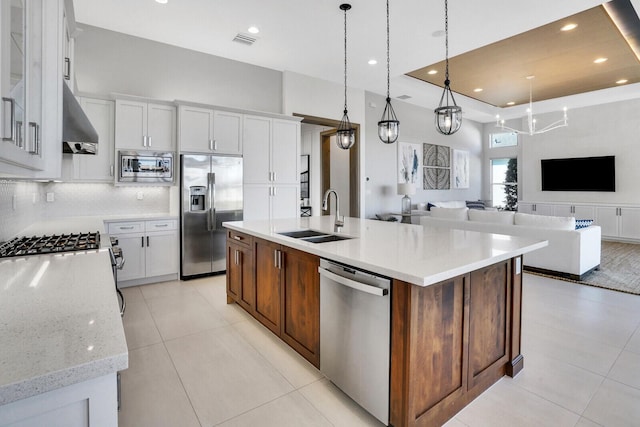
[491,158,517,210]
[490,132,518,148]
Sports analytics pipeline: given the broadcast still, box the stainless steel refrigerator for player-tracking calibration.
[180,154,243,279]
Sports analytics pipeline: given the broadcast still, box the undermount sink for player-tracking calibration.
[277,229,354,244]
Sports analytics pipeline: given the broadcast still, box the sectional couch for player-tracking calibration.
[420,207,601,280]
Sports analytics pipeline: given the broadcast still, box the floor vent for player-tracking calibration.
[233,33,257,45]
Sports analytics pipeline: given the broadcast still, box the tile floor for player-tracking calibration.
[118,273,640,427]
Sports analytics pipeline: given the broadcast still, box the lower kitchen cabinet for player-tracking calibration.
[226,235,320,367]
[107,219,179,286]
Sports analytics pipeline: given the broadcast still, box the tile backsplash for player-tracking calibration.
[0,181,172,241]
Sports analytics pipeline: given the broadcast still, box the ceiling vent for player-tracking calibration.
[397,95,412,100]
[233,33,257,45]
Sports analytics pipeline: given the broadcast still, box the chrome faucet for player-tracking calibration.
[322,189,344,227]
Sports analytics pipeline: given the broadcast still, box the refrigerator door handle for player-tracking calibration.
[207,172,216,231]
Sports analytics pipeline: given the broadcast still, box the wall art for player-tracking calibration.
[398,142,422,187]
[452,149,469,189]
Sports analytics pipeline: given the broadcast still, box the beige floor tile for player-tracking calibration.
[626,326,640,354]
[442,417,471,427]
[138,279,197,300]
[121,300,162,350]
[583,378,640,427]
[232,319,323,389]
[299,378,385,427]
[608,350,640,389]
[455,378,580,427]
[120,285,144,303]
[522,319,621,376]
[118,343,200,427]
[190,277,254,324]
[218,391,332,427]
[164,326,294,426]
[574,417,603,427]
[512,351,604,414]
[146,291,228,340]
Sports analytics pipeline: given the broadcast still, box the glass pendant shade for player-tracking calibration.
[435,82,462,135]
[378,98,399,144]
[336,109,355,150]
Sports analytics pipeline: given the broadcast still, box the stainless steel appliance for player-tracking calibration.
[109,236,126,317]
[318,258,391,425]
[0,232,101,256]
[117,150,174,184]
[180,154,243,279]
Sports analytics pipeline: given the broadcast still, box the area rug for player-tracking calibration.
[527,241,640,295]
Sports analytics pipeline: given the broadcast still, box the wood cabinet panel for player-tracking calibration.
[254,239,281,335]
[226,242,242,301]
[281,247,320,367]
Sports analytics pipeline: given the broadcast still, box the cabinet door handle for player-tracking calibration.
[120,226,134,230]
[141,236,144,247]
[233,235,242,241]
[273,172,276,182]
[278,250,282,269]
[143,135,147,147]
[2,97,15,142]
[147,236,150,246]
[274,249,278,268]
[64,57,71,80]
[148,136,152,147]
[213,139,217,150]
[110,164,114,177]
[209,139,214,151]
[154,223,168,228]
[28,122,40,155]
[235,249,239,265]
[273,187,277,197]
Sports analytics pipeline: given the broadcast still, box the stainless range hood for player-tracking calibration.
[62,82,99,154]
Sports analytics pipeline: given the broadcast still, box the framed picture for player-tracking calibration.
[423,167,450,190]
[452,149,469,189]
[423,143,450,167]
[398,142,422,187]
[422,143,451,190]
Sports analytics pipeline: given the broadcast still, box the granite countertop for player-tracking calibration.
[0,250,128,405]
[224,216,548,287]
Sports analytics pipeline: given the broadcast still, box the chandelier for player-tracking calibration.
[377,0,400,144]
[496,76,568,136]
[336,3,355,150]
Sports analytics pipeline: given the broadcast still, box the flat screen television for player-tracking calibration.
[541,156,615,192]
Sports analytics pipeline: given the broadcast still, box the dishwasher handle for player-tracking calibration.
[318,266,389,297]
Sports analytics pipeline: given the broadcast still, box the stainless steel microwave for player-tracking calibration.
[118,151,174,184]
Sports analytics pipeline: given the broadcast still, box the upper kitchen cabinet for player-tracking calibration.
[178,104,242,155]
[1,0,64,176]
[243,115,300,185]
[115,98,176,151]
[62,96,115,182]
[62,0,75,92]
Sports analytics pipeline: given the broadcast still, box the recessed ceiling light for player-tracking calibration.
[561,23,578,31]
[594,57,608,64]
[616,79,628,84]
[248,26,259,34]
[525,75,535,80]
[427,70,438,75]
[507,101,515,106]
[368,59,378,65]
[155,0,168,4]
[473,88,483,92]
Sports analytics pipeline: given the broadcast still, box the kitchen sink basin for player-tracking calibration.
[277,229,353,244]
[278,229,328,239]
[302,234,353,244]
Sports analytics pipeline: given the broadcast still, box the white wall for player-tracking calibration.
[512,98,640,205]
[301,123,331,216]
[282,71,366,217]
[75,25,283,113]
[364,92,484,219]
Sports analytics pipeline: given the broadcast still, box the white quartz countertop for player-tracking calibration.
[224,216,548,287]
[0,250,128,405]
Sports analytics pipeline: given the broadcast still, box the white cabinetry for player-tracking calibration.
[63,97,115,181]
[517,202,554,215]
[595,207,640,240]
[115,99,176,151]
[243,115,300,221]
[1,0,63,176]
[107,219,179,286]
[62,0,75,92]
[553,204,595,219]
[178,105,242,154]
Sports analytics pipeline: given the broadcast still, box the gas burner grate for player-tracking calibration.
[0,232,101,258]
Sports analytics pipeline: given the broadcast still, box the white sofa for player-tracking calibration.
[420,207,601,280]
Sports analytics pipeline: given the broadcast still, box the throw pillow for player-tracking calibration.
[427,202,436,211]
[466,200,486,210]
[575,219,594,229]
[430,207,469,221]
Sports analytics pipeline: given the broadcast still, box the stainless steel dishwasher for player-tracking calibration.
[318,258,391,425]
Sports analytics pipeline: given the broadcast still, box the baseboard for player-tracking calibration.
[523,265,599,281]
[118,273,178,288]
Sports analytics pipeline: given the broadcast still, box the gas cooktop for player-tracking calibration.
[0,232,101,258]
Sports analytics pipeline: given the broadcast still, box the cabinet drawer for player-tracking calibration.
[108,221,145,234]
[227,230,252,247]
[146,219,177,232]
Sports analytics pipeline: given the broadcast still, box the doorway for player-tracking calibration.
[295,113,360,218]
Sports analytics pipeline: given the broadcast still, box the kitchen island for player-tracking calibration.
[0,217,129,427]
[223,216,547,427]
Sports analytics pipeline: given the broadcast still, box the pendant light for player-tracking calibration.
[336,3,355,150]
[378,0,399,144]
[434,0,462,135]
